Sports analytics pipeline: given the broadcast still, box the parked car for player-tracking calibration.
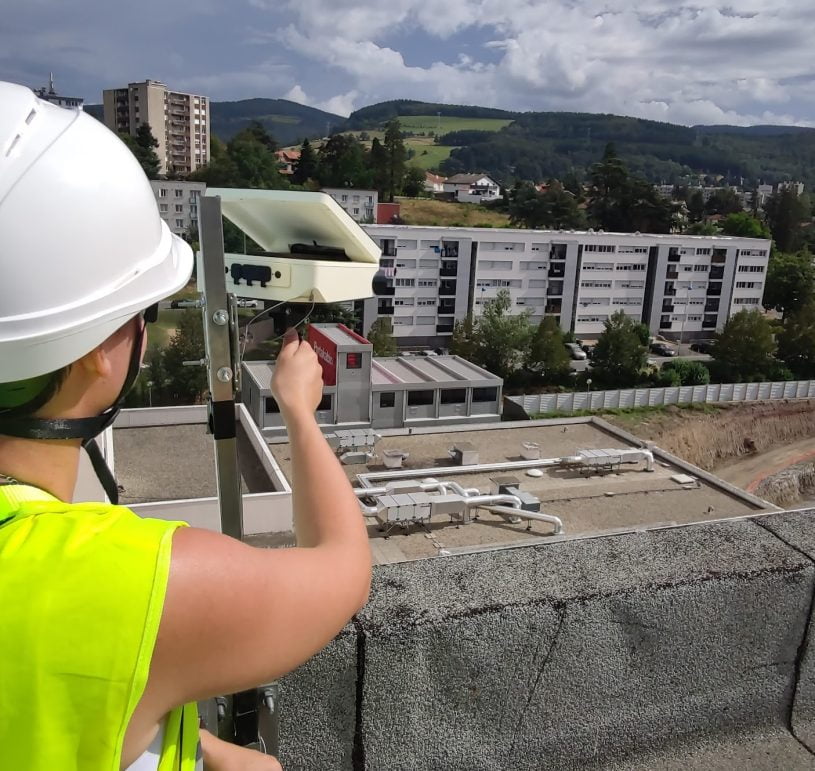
[650,342,677,357]
[690,340,714,354]
[580,343,596,359]
[565,343,588,360]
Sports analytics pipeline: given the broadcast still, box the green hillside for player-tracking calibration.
[439,111,815,187]
[347,99,517,129]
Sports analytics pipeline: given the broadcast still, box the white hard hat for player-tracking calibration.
[0,81,194,383]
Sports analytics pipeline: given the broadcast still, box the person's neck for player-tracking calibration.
[0,436,82,501]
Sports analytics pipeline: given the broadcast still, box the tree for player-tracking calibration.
[704,188,742,216]
[764,250,815,318]
[368,137,389,198]
[227,125,286,189]
[318,134,371,188]
[382,119,407,202]
[509,181,586,229]
[120,123,161,179]
[720,212,770,239]
[449,314,478,361]
[402,166,426,198]
[471,290,532,379]
[660,358,710,386]
[710,309,776,382]
[162,310,208,403]
[588,143,629,231]
[684,221,720,236]
[528,317,571,382]
[366,317,397,356]
[291,137,318,185]
[764,188,808,253]
[687,189,706,223]
[190,135,241,187]
[777,300,815,378]
[590,311,649,387]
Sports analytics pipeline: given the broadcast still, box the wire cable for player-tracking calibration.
[239,296,316,362]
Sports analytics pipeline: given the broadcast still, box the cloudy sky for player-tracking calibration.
[2,0,813,126]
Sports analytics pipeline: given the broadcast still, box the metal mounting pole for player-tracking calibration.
[199,194,244,540]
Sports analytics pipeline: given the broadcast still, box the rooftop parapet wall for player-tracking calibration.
[278,511,815,770]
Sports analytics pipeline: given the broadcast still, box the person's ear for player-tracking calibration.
[77,344,114,380]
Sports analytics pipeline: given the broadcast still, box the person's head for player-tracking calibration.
[0,81,193,438]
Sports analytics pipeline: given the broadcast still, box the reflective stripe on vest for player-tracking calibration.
[0,484,199,770]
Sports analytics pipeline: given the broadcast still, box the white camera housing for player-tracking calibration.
[197,188,381,303]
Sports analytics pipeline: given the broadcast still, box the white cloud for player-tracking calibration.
[266,0,815,125]
[284,84,309,104]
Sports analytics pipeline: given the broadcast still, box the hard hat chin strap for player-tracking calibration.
[0,322,147,505]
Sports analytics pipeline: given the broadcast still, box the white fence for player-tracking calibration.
[508,380,815,416]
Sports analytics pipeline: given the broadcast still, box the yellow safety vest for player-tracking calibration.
[0,484,200,770]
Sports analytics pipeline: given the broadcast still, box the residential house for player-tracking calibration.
[443,174,501,204]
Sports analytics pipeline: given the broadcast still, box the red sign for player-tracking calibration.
[307,326,338,386]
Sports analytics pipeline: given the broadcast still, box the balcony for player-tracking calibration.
[383,248,397,258]
[438,303,456,315]
[666,271,679,280]
[439,283,457,297]
[548,266,565,278]
[710,266,725,280]
[377,306,394,315]
[707,283,722,297]
[436,323,454,334]
[440,265,458,277]
[378,286,395,297]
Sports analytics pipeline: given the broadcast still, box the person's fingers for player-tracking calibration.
[278,328,300,359]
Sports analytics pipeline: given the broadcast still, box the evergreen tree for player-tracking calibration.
[369,137,389,198]
[687,189,706,223]
[528,316,571,382]
[292,137,318,185]
[382,119,407,202]
[764,188,808,253]
[120,123,161,179]
[162,310,208,403]
[227,125,286,189]
[366,317,397,356]
[590,310,649,387]
[318,134,371,188]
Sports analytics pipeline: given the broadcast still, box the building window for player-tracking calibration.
[472,387,498,402]
[317,394,333,411]
[175,204,183,213]
[175,189,183,198]
[440,389,466,404]
[341,194,348,202]
[175,219,184,228]
[395,278,415,287]
[379,392,395,408]
[407,390,434,406]
[346,353,362,369]
[353,208,360,215]
[159,204,168,213]
[159,188,167,198]
[265,397,280,413]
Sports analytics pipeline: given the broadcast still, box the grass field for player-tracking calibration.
[398,116,513,133]
[405,138,455,170]
[396,197,510,227]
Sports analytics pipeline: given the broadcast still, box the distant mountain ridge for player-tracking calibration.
[84,98,347,146]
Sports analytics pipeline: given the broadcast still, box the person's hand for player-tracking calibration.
[270,328,324,420]
[200,729,283,770]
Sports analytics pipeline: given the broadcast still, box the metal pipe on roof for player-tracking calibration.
[483,505,564,535]
[464,494,524,510]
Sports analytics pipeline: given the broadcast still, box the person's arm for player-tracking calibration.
[132,329,372,725]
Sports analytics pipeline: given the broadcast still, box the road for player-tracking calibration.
[715,437,815,493]
[570,348,712,373]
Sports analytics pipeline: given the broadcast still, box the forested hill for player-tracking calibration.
[84,99,347,146]
[436,110,815,188]
[347,99,517,129]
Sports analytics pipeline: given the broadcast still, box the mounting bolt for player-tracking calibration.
[212,309,229,326]
[217,367,233,383]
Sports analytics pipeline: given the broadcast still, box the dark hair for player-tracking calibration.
[0,366,71,417]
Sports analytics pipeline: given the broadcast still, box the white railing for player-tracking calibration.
[508,380,815,416]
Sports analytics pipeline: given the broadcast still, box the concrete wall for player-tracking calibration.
[277,510,815,770]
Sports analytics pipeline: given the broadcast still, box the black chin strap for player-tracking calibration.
[0,320,147,505]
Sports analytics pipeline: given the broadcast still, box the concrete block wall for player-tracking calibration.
[278,512,815,770]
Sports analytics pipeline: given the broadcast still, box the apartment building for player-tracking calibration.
[34,74,83,109]
[322,188,377,223]
[359,226,771,348]
[102,80,210,176]
[149,180,206,237]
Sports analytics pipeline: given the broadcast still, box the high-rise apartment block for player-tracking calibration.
[359,226,771,348]
[103,80,209,176]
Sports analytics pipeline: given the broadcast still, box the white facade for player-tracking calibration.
[322,188,377,223]
[360,225,771,347]
[443,174,500,204]
[150,180,206,237]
